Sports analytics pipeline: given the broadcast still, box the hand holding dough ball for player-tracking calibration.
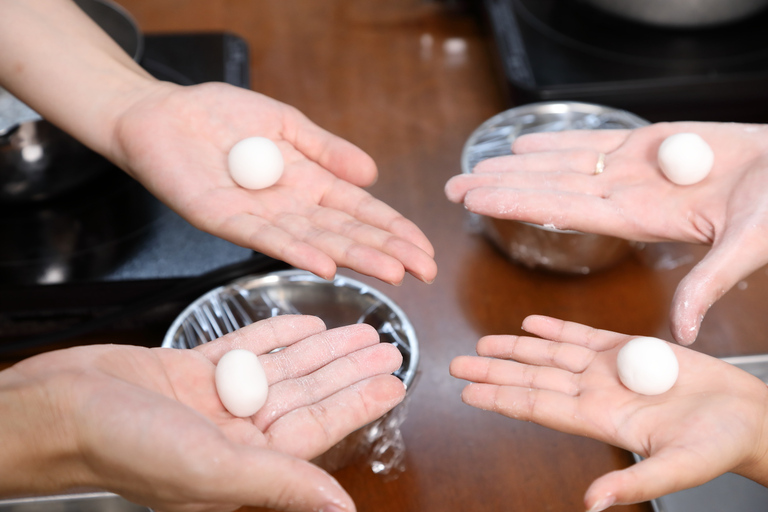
[657,132,714,185]
[228,136,284,189]
[616,337,679,396]
[215,349,269,417]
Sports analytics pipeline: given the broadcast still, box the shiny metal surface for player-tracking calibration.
[461,101,649,274]
[0,492,148,512]
[576,0,768,28]
[483,217,635,275]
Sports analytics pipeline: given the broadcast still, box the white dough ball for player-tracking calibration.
[215,349,269,417]
[657,132,714,185]
[227,136,284,190]
[616,337,679,396]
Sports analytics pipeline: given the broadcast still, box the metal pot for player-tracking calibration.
[575,0,768,28]
[0,0,142,203]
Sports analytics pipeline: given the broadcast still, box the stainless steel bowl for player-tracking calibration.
[163,269,418,474]
[576,0,768,28]
[461,101,650,274]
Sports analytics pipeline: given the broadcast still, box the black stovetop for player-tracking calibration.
[0,33,289,349]
[481,0,768,122]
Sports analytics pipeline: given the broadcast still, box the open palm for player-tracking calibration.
[111,81,436,286]
[445,121,768,343]
[450,315,768,511]
[6,315,405,512]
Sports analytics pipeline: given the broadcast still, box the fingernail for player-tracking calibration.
[415,273,434,285]
[587,495,616,512]
[320,505,347,512]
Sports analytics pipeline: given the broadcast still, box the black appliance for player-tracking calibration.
[481,0,768,122]
[0,33,288,352]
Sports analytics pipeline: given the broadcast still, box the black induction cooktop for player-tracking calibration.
[481,0,768,122]
[0,33,289,348]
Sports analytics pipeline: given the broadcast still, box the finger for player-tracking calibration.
[461,187,615,234]
[264,374,406,459]
[196,315,327,363]
[219,212,340,280]
[272,211,412,285]
[284,106,378,188]
[450,355,580,396]
[306,190,437,283]
[521,315,628,352]
[445,154,605,205]
[461,183,695,245]
[511,129,631,154]
[472,149,605,175]
[445,167,600,205]
[257,343,402,430]
[261,323,382,382]
[198,445,356,512]
[475,334,595,373]
[320,179,436,260]
[669,228,768,345]
[584,451,726,512]
[459,383,598,437]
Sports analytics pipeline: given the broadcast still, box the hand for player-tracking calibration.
[445,122,768,343]
[0,1,436,287]
[450,315,768,511]
[0,315,406,512]
[109,81,436,286]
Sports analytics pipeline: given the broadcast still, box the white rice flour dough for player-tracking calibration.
[215,349,269,417]
[616,337,679,396]
[228,136,284,190]
[657,132,714,186]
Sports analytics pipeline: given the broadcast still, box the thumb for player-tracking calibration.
[669,230,768,345]
[583,451,722,511]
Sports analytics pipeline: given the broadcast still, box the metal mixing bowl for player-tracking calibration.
[163,269,418,474]
[575,0,768,28]
[461,101,650,274]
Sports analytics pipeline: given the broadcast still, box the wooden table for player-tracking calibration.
[27,1,768,510]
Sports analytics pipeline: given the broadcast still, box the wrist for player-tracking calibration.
[733,381,768,486]
[0,366,84,497]
[95,75,173,168]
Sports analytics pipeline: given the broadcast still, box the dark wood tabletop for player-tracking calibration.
[19,1,768,511]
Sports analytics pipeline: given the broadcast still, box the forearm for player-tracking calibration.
[0,0,156,159]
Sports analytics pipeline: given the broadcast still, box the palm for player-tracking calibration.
[572,346,751,467]
[112,82,436,285]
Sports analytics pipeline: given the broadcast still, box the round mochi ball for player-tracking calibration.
[227,136,284,190]
[215,349,269,417]
[616,337,679,396]
[657,132,714,186]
